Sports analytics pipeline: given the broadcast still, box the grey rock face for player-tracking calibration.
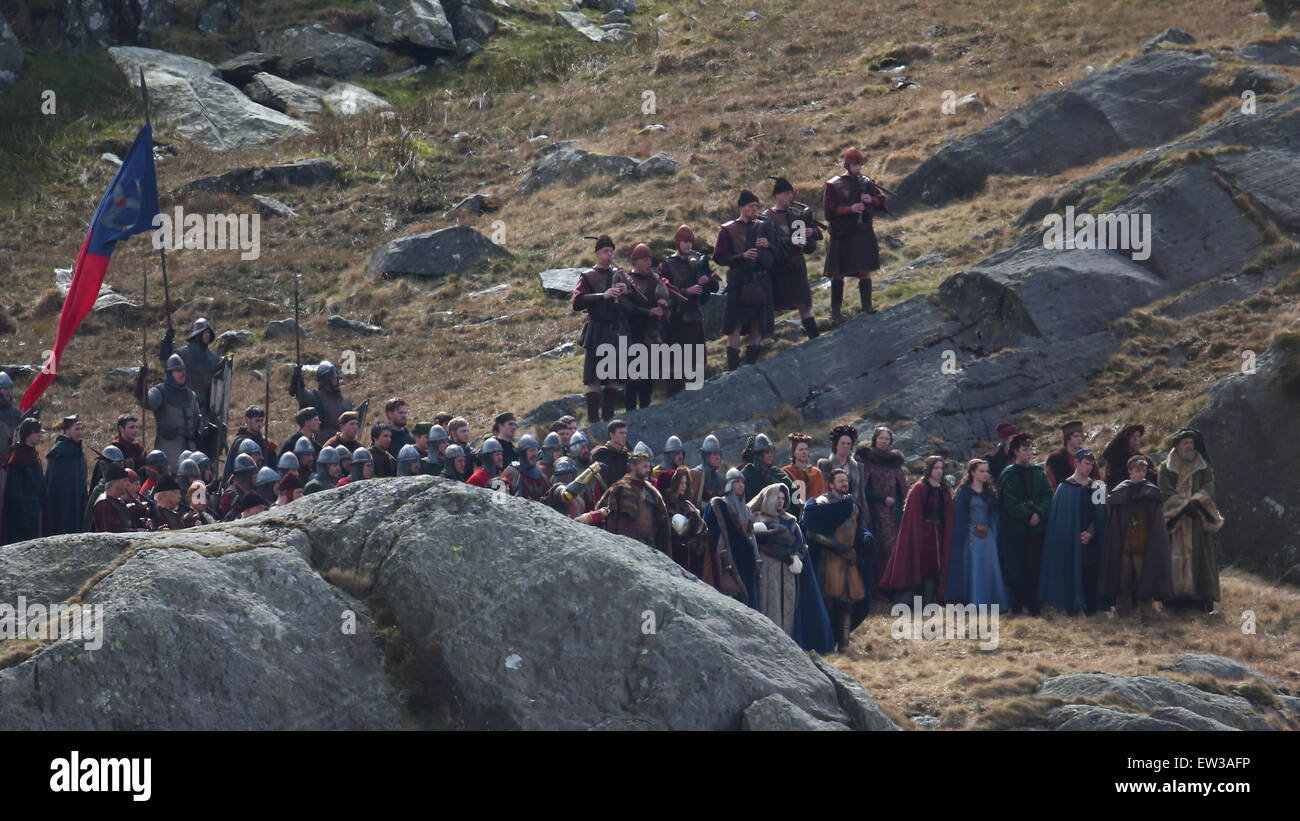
[107,47,311,150]
[742,694,851,731]
[327,315,383,334]
[62,0,177,55]
[517,148,638,195]
[258,24,384,77]
[371,0,457,52]
[174,158,335,196]
[366,225,505,278]
[243,72,324,115]
[894,51,1214,209]
[539,267,584,298]
[0,541,407,730]
[1038,673,1280,731]
[1140,27,1194,54]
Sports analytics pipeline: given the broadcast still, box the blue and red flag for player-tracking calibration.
[21,124,160,413]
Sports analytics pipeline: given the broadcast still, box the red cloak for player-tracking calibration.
[877,480,955,600]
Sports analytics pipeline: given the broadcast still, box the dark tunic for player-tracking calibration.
[370,446,397,478]
[3,444,43,544]
[658,253,718,349]
[93,495,141,533]
[591,443,629,496]
[713,217,778,335]
[1098,480,1173,603]
[298,383,353,446]
[572,265,629,384]
[43,435,88,536]
[763,206,821,309]
[822,173,883,277]
[386,425,415,459]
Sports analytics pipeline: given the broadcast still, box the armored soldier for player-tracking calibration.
[539,431,561,483]
[658,225,719,396]
[292,360,354,446]
[614,244,670,413]
[303,445,342,495]
[224,406,274,482]
[513,434,549,501]
[396,444,422,477]
[566,430,593,471]
[421,424,450,476]
[219,452,258,521]
[822,148,887,322]
[741,434,793,510]
[763,176,823,339]
[291,436,316,476]
[343,447,374,484]
[144,354,201,471]
[713,189,779,370]
[160,317,223,443]
[654,435,687,482]
[442,444,471,482]
[468,437,515,494]
[692,434,726,508]
[543,457,603,518]
[276,451,301,484]
[572,235,630,423]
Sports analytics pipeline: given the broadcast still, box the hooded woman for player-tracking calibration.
[656,469,720,584]
[879,456,954,606]
[750,483,835,652]
[857,426,908,585]
[1101,423,1158,488]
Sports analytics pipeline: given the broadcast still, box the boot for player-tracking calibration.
[600,387,619,422]
[830,278,844,324]
[834,605,852,654]
[859,277,876,314]
[585,392,601,426]
[745,344,762,365]
[801,316,820,339]
[726,346,741,372]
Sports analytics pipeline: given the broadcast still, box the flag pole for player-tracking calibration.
[138,68,173,331]
[140,249,148,448]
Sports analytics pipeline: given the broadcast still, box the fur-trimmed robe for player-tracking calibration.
[594,475,672,554]
[1158,451,1224,601]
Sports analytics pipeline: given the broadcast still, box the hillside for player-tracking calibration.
[2,0,1299,729]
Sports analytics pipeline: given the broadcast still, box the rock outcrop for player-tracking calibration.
[366,225,505,278]
[0,478,901,731]
[108,47,312,150]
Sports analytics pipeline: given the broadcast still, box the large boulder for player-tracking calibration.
[1037,673,1285,731]
[894,51,1214,209]
[322,82,392,115]
[371,0,457,52]
[539,267,583,298]
[107,47,311,150]
[516,148,638,195]
[0,533,408,730]
[0,479,900,730]
[258,24,384,77]
[0,13,22,101]
[243,72,324,115]
[366,225,505,278]
[173,158,334,196]
[555,10,626,44]
[1188,337,1300,578]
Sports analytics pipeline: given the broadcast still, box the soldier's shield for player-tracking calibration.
[204,354,233,460]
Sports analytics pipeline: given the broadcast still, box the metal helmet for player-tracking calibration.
[428,424,449,444]
[277,451,300,472]
[397,444,421,470]
[664,435,684,454]
[335,444,352,463]
[541,431,561,461]
[317,360,338,383]
[192,451,211,470]
[165,354,186,372]
[101,445,124,463]
[700,434,721,455]
[351,447,372,464]
[480,437,503,455]
[724,467,744,494]
[553,457,578,478]
[145,450,168,468]
[293,436,315,456]
[179,458,200,480]
[187,317,214,342]
[350,447,373,480]
[444,444,465,461]
[753,433,773,454]
[518,433,540,454]
[238,438,263,457]
[317,446,340,466]
[569,429,592,450]
[0,372,12,389]
[179,449,194,465]
[256,467,280,489]
[233,453,257,474]
[633,440,654,458]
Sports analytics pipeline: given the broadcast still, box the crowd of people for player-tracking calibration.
[1,347,1226,653]
[572,148,888,421]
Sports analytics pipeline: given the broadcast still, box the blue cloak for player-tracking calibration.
[946,486,1010,609]
[703,498,760,610]
[1038,479,1108,612]
[42,435,87,536]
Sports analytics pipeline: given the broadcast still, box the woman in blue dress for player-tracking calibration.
[946,459,1010,610]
